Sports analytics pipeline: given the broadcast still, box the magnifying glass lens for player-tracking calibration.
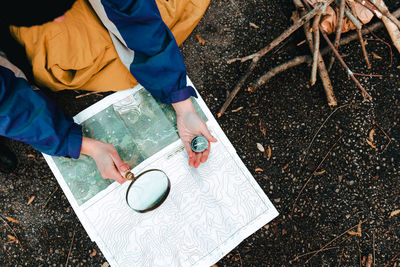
[126,170,170,212]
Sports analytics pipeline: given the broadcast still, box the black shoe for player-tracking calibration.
[0,138,18,173]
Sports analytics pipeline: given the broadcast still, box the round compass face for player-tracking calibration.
[190,136,209,152]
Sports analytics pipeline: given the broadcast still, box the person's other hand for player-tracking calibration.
[172,99,217,168]
[80,137,130,184]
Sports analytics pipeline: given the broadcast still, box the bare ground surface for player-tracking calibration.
[1,0,400,266]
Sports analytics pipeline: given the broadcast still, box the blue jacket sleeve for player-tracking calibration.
[99,0,197,103]
[0,65,82,158]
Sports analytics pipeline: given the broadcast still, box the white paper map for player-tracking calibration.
[43,78,278,267]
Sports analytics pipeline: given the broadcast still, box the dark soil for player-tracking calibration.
[1,0,400,266]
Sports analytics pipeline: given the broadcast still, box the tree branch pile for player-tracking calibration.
[218,0,400,117]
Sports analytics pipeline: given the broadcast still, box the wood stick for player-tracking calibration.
[226,0,334,65]
[347,0,371,68]
[369,0,400,29]
[65,226,77,267]
[250,8,400,91]
[219,0,329,117]
[252,55,310,90]
[328,0,346,71]
[294,0,337,106]
[293,134,344,211]
[311,6,325,85]
[222,7,400,116]
[320,30,372,100]
[381,14,400,53]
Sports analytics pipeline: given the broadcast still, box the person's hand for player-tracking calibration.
[80,137,130,184]
[172,99,217,168]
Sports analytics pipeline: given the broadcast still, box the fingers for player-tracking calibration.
[101,164,126,184]
[183,142,195,166]
[109,146,130,181]
[200,147,210,163]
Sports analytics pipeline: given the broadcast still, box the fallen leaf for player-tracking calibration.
[27,195,36,205]
[347,221,362,237]
[371,52,382,59]
[366,139,376,149]
[259,121,267,136]
[282,163,289,170]
[255,168,263,172]
[247,87,255,93]
[256,143,265,152]
[366,253,372,267]
[369,129,375,142]
[249,22,259,29]
[314,170,326,176]
[390,209,400,217]
[397,65,400,69]
[195,34,206,45]
[90,249,97,257]
[7,235,18,244]
[6,217,19,224]
[26,154,35,158]
[231,106,243,113]
[361,256,366,266]
[266,146,272,160]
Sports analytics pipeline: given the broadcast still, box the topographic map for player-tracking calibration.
[43,80,278,267]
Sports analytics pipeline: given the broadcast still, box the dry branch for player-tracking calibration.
[320,30,372,100]
[218,0,334,117]
[328,0,346,70]
[251,8,400,90]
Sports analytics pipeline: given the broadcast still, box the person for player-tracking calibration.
[0,0,216,184]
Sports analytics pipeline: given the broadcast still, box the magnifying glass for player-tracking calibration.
[125,169,170,213]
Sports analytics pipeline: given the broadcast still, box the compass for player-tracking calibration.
[190,136,209,152]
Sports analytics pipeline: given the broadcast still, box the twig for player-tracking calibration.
[353,72,383,77]
[356,239,362,267]
[65,226,77,267]
[75,91,103,99]
[301,103,353,165]
[0,215,24,251]
[293,134,344,211]
[304,220,367,264]
[328,0,346,71]
[381,13,400,53]
[294,0,337,106]
[219,0,334,117]
[347,0,371,68]
[365,34,393,67]
[252,55,310,90]
[291,246,339,261]
[41,187,59,210]
[366,253,373,267]
[250,7,399,92]
[385,249,400,267]
[373,120,392,153]
[373,231,376,267]
[311,4,325,85]
[355,0,383,18]
[369,0,400,29]
[320,30,372,100]
[226,1,331,64]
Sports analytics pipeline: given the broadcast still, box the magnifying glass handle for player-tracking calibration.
[125,171,135,181]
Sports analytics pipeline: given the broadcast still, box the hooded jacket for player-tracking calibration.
[0,0,198,158]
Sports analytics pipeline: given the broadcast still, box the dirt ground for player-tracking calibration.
[1,0,400,266]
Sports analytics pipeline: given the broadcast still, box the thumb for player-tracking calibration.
[110,150,130,174]
[200,125,217,143]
